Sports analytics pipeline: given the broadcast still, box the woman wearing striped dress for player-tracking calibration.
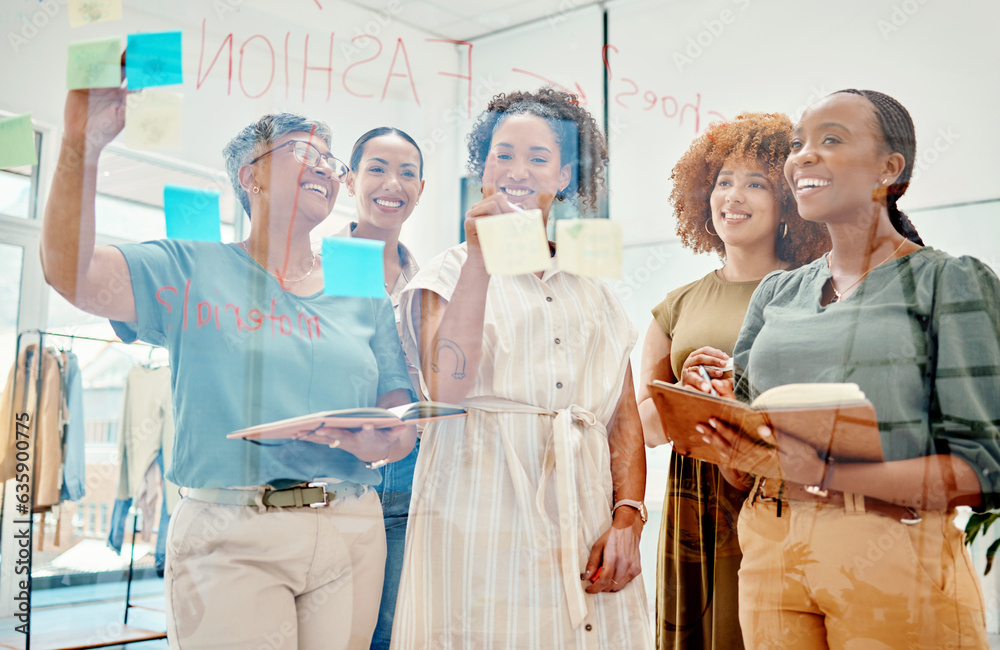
[393,88,654,649]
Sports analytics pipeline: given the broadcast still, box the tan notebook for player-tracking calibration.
[227,402,467,441]
[648,381,883,477]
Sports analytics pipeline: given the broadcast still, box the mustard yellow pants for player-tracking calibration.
[737,494,987,649]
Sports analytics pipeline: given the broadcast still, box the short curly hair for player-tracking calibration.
[670,112,830,268]
[466,87,608,214]
[222,113,332,219]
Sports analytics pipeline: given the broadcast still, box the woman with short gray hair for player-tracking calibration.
[42,82,416,649]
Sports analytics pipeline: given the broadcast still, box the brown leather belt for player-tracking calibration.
[755,478,923,525]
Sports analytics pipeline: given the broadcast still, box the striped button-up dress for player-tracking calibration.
[393,244,654,649]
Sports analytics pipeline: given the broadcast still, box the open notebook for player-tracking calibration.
[648,381,883,477]
[227,402,467,441]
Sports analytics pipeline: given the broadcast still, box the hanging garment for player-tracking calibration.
[115,364,173,502]
[59,350,86,502]
[109,363,175,544]
[0,345,66,509]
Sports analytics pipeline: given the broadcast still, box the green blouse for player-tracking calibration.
[733,247,1000,510]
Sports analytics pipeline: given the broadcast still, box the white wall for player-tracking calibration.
[2,0,466,261]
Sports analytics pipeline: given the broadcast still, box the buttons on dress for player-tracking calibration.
[555,338,561,344]
[556,382,563,389]
[585,624,593,632]
[546,296,553,302]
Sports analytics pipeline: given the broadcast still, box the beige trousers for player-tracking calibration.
[165,489,385,649]
[737,495,986,649]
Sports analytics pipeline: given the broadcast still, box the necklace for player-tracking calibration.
[239,240,318,284]
[827,237,907,303]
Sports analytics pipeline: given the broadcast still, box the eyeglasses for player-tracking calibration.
[249,140,350,182]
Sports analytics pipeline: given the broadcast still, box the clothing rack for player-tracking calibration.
[0,330,168,650]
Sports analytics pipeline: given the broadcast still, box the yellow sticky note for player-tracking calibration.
[125,92,181,150]
[69,0,123,28]
[476,209,550,275]
[556,218,623,279]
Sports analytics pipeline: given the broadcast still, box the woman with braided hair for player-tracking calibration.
[694,90,1000,647]
[393,88,653,648]
[637,112,829,650]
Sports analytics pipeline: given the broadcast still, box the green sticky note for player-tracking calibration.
[556,218,623,279]
[321,237,386,298]
[0,115,37,169]
[67,36,121,89]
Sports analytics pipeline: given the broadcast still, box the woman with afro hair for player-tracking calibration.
[394,87,654,648]
[636,112,829,650]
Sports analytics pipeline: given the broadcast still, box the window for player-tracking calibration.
[95,148,240,242]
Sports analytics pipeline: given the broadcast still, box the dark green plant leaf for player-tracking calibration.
[985,537,1000,576]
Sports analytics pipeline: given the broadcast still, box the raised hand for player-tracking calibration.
[64,51,127,154]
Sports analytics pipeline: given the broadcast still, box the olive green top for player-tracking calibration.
[734,247,1000,510]
[652,270,761,379]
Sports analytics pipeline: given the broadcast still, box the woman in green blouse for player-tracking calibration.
[697,91,1000,648]
[637,112,828,649]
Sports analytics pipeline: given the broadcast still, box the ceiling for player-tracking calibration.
[344,0,604,40]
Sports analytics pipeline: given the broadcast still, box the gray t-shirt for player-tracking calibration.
[733,247,1000,509]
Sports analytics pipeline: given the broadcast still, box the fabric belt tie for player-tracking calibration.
[184,481,366,510]
[463,397,612,629]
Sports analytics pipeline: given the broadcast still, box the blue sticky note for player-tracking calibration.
[321,237,386,298]
[126,31,183,88]
[164,185,221,241]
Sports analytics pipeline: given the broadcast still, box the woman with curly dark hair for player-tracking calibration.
[636,113,829,650]
[393,87,654,648]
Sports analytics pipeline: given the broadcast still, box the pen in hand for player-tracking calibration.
[697,365,720,397]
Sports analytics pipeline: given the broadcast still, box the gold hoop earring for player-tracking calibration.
[252,186,260,194]
[779,222,789,239]
[704,219,719,237]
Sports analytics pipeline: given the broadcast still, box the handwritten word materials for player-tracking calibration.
[125,92,182,150]
[476,209,550,275]
[126,31,183,88]
[69,0,123,28]
[0,115,36,169]
[556,218,623,279]
[67,36,121,89]
[155,284,322,339]
[321,237,386,298]
[164,185,221,242]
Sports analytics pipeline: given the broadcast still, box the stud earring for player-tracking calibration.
[252,186,260,194]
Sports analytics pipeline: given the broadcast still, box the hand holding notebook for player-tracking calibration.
[648,381,883,479]
[227,401,467,441]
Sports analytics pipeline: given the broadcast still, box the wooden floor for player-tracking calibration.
[0,625,165,650]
